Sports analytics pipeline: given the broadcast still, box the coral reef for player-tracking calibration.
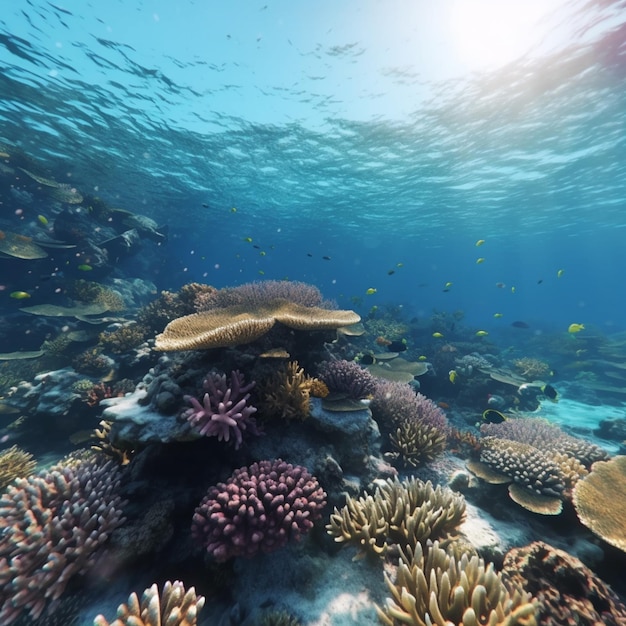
[99,323,149,354]
[327,477,465,558]
[191,459,326,561]
[0,445,37,490]
[0,459,126,624]
[155,298,360,351]
[183,370,258,449]
[91,419,135,465]
[480,417,608,468]
[503,541,626,626]
[388,419,447,467]
[377,541,537,626]
[194,279,331,311]
[67,279,126,312]
[317,359,377,399]
[260,610,302,626]
[513,357,551,380]
[93,580,205,626]
[573,455,626,553]
[262,360,316,420]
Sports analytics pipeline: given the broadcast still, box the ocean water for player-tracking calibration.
[2,1,626,625]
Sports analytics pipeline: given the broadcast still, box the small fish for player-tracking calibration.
[322,256,331,260]
[511,321,530,329]
[475,239,485,247]
[437,402,450,409]
[77,264,92,271]
[568,323,585,334]
[253,245,261,249]
[307,253,313,257]
[396,262,404,267]
[418,355,427,361]
[365,288,377,295]
[482,409,507,424]
[231,207,237,213]
[537,279,543,284]
[202,203,209,208]
[448,369,457,384]
[387,270,395,275]
[476,257,485,264]
[244,237,253,242]
[495,282,506,288]
[493,313,503,318]
[37,214,49,226]
[557,269,564,278]
[475,330,488,337]
[10,291,31,299]
[259,251,266,256]
[511,286,516,293]
[445,282,453,288]
[258,270,265,275]
[541,384,559,402]
[432,332,444,338]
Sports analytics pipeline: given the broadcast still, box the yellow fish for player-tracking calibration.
[77,264,92,271]
[365,288,377,295]
[475,239,485,247]
[568,323,585,334]
[396,262,404,267]
[418,355,427,361]
[557,269,564,278]
[37,215,49,226]
[244,237,253,242]
[259,251,266,256]
[258,270,265,275]
[476,257,485,264]
[444,281,453,288]
[231,207,237,213]
[449,369,457,384]
[493,313,503,318]
[475,330,488,337]
[432,332,444,338]
[511,286,516,294]
[9,291,31,299]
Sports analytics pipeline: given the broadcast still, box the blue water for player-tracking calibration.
[2,0,626,332]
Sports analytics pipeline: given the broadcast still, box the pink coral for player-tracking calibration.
[191,459,326,562]
[184,370,259,449]
[0,459,125,624]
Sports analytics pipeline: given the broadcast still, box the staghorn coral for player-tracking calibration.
[513,357,550,380]
[0,459,126,624]
[573,455,626,553]
[480,417,608,469]
[262,360,315,420]
[370,381,448,431]
[326,477,465,559]
[194,279,332,311]
[377,541,537,626]
[502,541,626,626]
[192,459,326,562]
[155,298,360,351]
[317,359,377,399]
[388,419,447,467]
[94,580,204,626]
[184,370,259,449]
[0,445,36,490]
[91,419,134,465]
[99,323,148,354]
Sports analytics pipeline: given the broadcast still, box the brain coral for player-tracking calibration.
[192,459,326,561]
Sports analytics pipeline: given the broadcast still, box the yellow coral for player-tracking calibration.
[389,419,447,467]
[263,361,314,420]
[0,445,36,490]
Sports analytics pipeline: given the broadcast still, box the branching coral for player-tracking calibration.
[0,459,126,624]
[326,477,465,558]
[317,359,377,399]
[388,419,447,467]
[503,541,626,626]
[513,357,550,380]
[91,419,134,465]
[94,580,205,626]
[192,459,326,561]
[183,370,259,449]
[262,360,316,420]
[99,323,148,354]
[377,541,537,626]
[0,445,36,490]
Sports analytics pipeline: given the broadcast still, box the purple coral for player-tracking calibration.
[191,459,327,561]
[370,380,448,430]
[184,370,258,449]
[317,359,377,399]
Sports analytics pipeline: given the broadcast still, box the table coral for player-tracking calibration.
[191,459,326,561]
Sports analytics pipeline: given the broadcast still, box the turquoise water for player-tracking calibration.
[2,3,626,625]
[2,1,626,330]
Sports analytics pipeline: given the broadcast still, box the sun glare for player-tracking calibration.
[448,0,556,72]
